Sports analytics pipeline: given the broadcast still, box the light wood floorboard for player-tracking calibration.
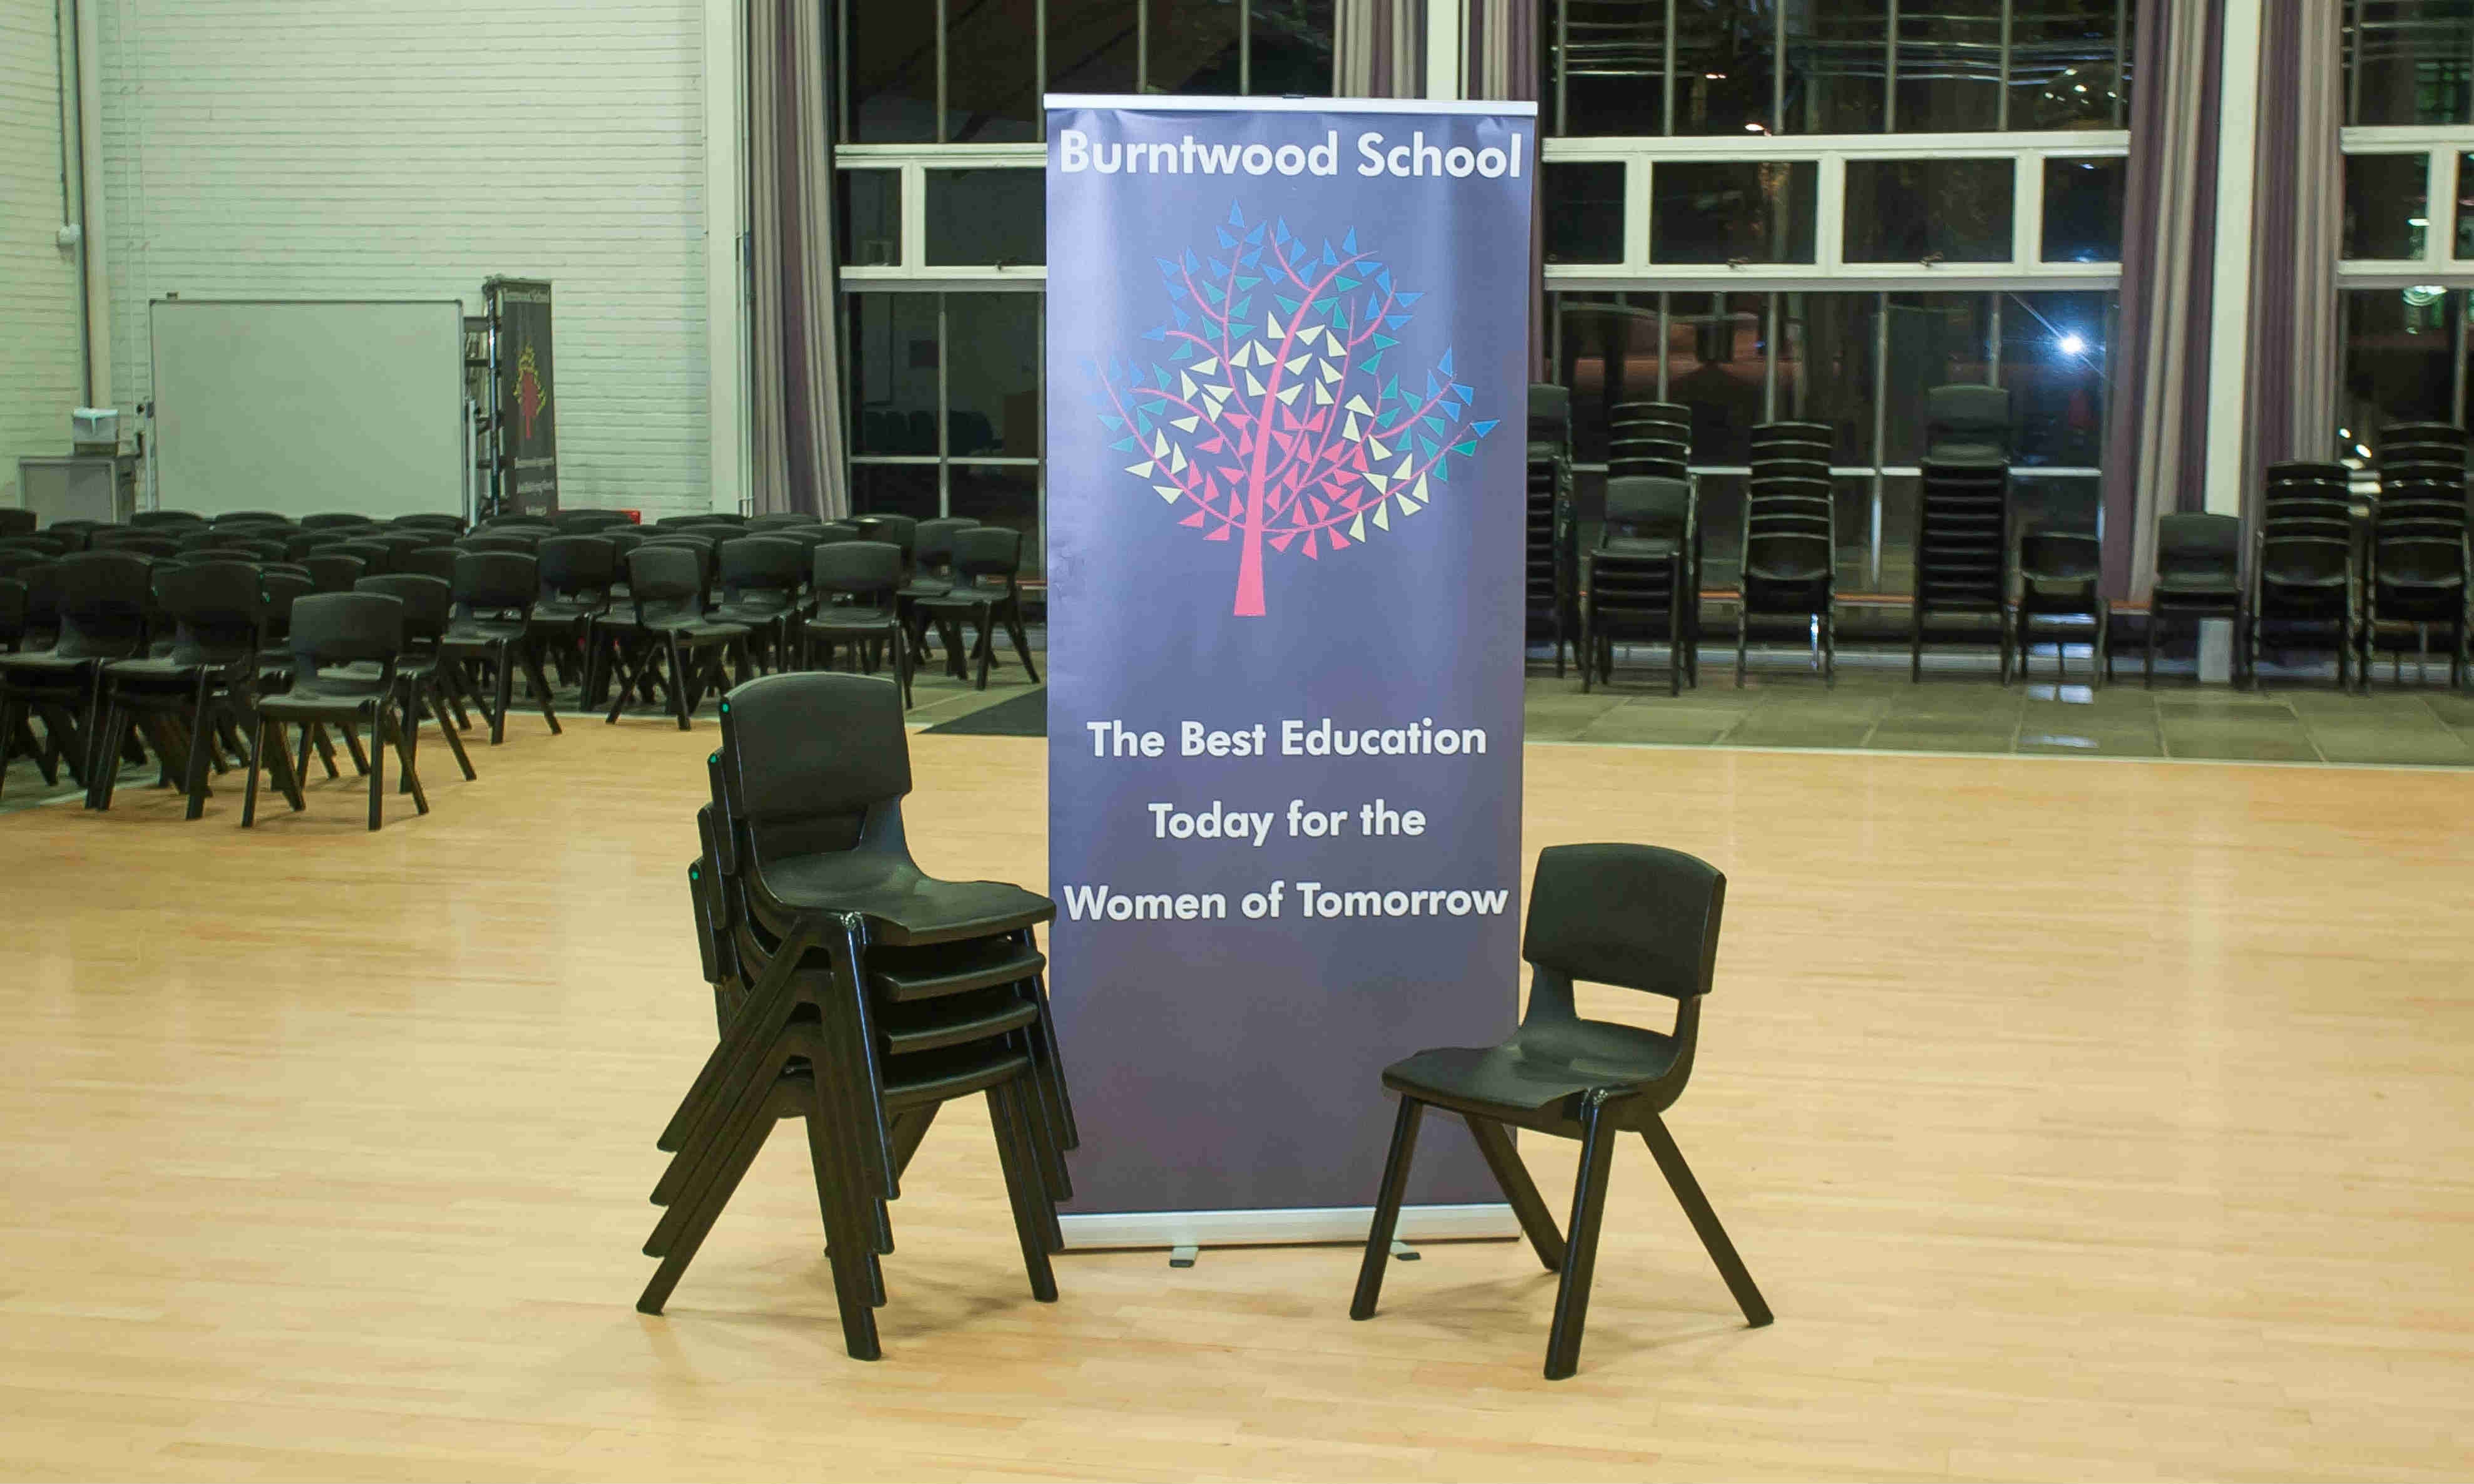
[1,722,2469,1480]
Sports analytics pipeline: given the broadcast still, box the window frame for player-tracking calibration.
[2338,126,2474,284]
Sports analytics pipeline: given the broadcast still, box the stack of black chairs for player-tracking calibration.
[2251,460,2360,690]
[1606,399,1693,481]
[1737,421,1837,686]
[1582,477,1696,694]
[1526,385,1575,675]
[642,672,1076,1360]
[1908,385,2016,681]
[2364,424,2471,688]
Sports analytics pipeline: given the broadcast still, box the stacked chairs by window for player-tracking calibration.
[242,592,428,831]
[640,672,1075,1358]
[1909,461,2014,681]
[1350,844,1770,1380]
[910,527,1038,692]
[1922,384,2013,465]
[803,541,912,707]
[1607,399,1692,481]
[709,537,808,673]
[2364,444,2471,688]
[1581,476,1696,695]
[898,517,978,668]
[443,551,564,744]
[2374,421,2468,473]
[355,575,479,790]
[2013,526,2108,683]
[2145,513,2249,687]
[0,552,153,798]
[2251,461,2361,690]
[86,560,267,816]
[1527,384,1576,674]
[1735,459,1836,686]
[600,546,751,730]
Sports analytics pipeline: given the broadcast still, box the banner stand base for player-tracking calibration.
[1058,1202,1517,1252]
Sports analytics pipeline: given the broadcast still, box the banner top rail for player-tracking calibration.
[1043,94,1539,118]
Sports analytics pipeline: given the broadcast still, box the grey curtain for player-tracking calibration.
[746,0,845,518]
[1335,0,1425,97]
[1462,0,1546,379]
[2100,0,2224,600]
[2239,1,2341,533]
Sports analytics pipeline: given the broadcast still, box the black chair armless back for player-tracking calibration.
[1528,383,1572,444]
[910,518,977,571]
[335,540,398,575]
[260,571,314,646]
[1523,842,1725,1000]
[131,510,204,530]
[950,526,1022,588]
[813,540,902,606]
[288,591,406,690]
[451,551,541,616]
[0,578,25,646]
[53,551,155,658]
[1601,476,1691,544]
[628,545,708,624]
[354,573,453,646]
[717,670,911,839]
[718,538,806,603]
[303,553,368,593]
[154,560,268,666]
[536,536,618,598]
[0,509,35,538]
[400,547,461,581]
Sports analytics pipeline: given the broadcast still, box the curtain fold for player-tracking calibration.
[1460,0,1545,379]
[2239,1,2341,536]
[1335,0,1426,98]
[2100,0,2224,600]
[745,0,845,518]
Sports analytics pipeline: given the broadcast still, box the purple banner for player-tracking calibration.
[1045,98,1536,1226]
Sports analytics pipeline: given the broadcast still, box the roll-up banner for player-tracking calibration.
[1044,96,1538,1248]
[486,277,558,516]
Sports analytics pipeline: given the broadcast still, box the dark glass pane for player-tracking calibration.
[1553,293,1665,461]
[1650,160,1817,264]
[950,463,1045,577]
[947,0,1038,142]
[1674,0,1778,135]
[1695,473,1749,588]
[2459,151,2474,256]
[925,170,1045,267]
[2040,156,2123,263]
[1048,0,1140,95]
[1895,0,2001,131]
[1544,161,1627,264]
[945,294,1042,457]
[2009,0,2125,128]
[1150,0,1243,93]
[1249,0,1336,93]
[1878,473,1918,594]
[1777,292,1876,464]
[2340,287,2458,438]
[1558,0,1667,135]
[2345,0,2474,126]
[1844,158,2013,262]
[836,170,901,268]
[848,0,938,143]
[848,295,942,456]
[1784,0,1887,133]
[2343,153,2430,259]
[1834,474,1872,589]
[850,461,942,521]
[2010,473,2100,536]
[1880,292,1992,464]
[1999,290,2108,467]
[1663,292,1769,464]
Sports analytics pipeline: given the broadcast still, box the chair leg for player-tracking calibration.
[390,702,428,817]
[180,688,215,820]
[241,715,265,827]
[522,645,563,735]
[988,1080,1059,1302]
[267,715,306,811]
[1543,1094,1619,1381]
[492,643,514,745]
[669,637,694,730]
[1464,1113,1566,1272]
[1348,1095,1425,1321]
[1638,1110,1772,1328]
[1910,605,1923,682]
[1005,603,1039,684]
[1733,610,1748,688]
[2145,611,2158,688]
[972,608,995,692]
[428,682,475,780]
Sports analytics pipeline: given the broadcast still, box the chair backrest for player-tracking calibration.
[153,560,267,665]
[2155,513,2240,585]
[0,546,51,577]
[910,517,977,570]
[213,510,290,527]
[819,521,863,543]
[459,532,540,554]
[1528,383,1571,444]
[131,510,204,530]
[399,546,461,581]
[717,672,912,848]
[0,578,24,643]
[851,514,919,558]
[950,525,1022,584]
[483,514,555,532]
[0,509,36,538]
[90,529,181,558]
[52,550,156,658]
[1923,383,2011,464]
[813,540,902,603]
[1522,843,1725,1000]
[2019,527,2100,583]
[391,513,466,534]
[602,528,647,557]
[46,519,102,550]
[746,511,813,530]
[2257,533,2353,590]
[301,512,370,530]
[354,573,453,643]
[1602,476,1692,542]
[334,540,397,574]
[719,536,805,600]
[451,550,540,614]
[259,570,314,644]
[302,553,368,593]
[555,509,633,533]
[536,535,617,596]
[290,591,405,673]
[627,544,707,621]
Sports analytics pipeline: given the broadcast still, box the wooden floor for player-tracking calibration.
[2,720,2470,1481]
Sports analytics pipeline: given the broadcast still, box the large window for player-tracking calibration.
[1543,0,2130,138]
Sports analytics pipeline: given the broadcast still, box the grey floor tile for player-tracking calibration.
[1864,723,2019,755]
[2018,724,2165,757]
[2302,726,2474,766]
[2418,691,2474,725]
[2160,724,2322,762]
[1721,716,1880,749]
[1571,705,1743,746]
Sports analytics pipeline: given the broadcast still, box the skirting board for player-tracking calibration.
[1059,1203,1518,1251]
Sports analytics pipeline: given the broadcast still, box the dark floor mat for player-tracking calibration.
[920,688,1047,737]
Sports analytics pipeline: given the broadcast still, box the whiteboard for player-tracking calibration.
[151,299,466,519]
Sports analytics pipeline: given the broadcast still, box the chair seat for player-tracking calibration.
[257,688,384,719]
[0,652,104,680]
[101,656,238,687]
[444,620,530,647]
[748,851,1054,947]
[912,590,1002,613]
[806,608,898,632]
[1383,1018,1685,1118]
[643,617,750,642]
[896,579,956,601]
[711,600,797,626]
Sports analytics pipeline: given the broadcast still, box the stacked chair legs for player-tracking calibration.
[640,671,1075,1359]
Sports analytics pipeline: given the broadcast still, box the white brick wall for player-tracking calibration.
[97,0,712,518]
[0,0,84,508]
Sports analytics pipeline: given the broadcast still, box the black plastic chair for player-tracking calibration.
[711,537,808,672]
[91,530,181,558]
[0,551,153,800]
[1583,476,1695,695]
[897,518,978,663]
[2013,527,2108,685]
[244,592,424,831]
[444,551,563,744]
[334,540,398,576]
[399,546,461,582]
[555,509,634,533]
[803,541,911,707]
[1923,383,2012,465]
[391,513,467,536]
[1527,386,1577,675]
[0,578,23,654]
[1735,479,1835,686]
[2147,513,2247,687]
[89,560,268,817]
[639,672,1072,1358]
[1350,843,1770,1380]
[0,509,35,539]
[2251,473,2360,692]
[131,510,205,531]
[602,546,750,729]
[851,514,920,570]
[458,533,539,556]
[301,512,371,530]
[302,553,367,595]
[532,535,616,693]
[910,528,1038,692]
[2363,477,2470,688]
[354,575,478,791]
[213,510,290,528]
[1909,460,2013,682]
